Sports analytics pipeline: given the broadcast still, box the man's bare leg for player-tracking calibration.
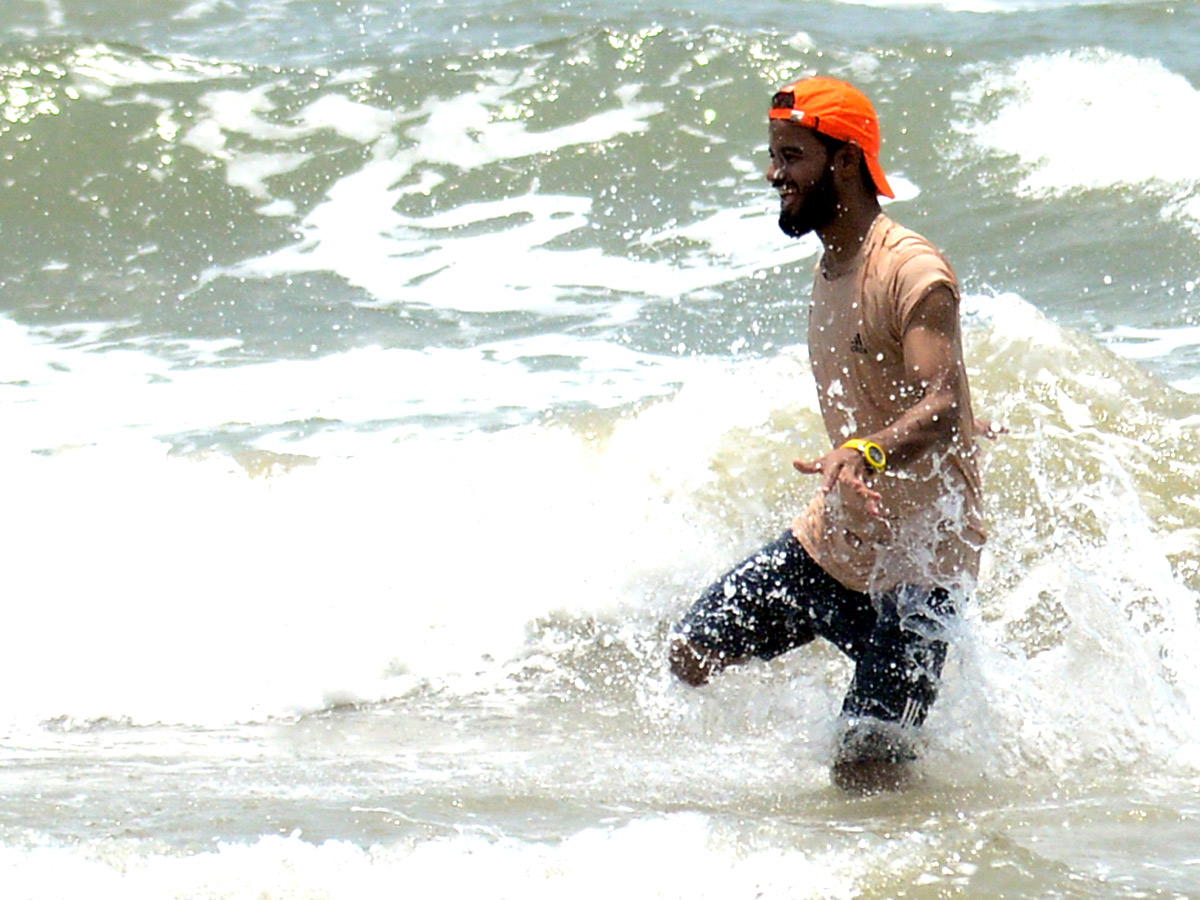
[668,636,745,686]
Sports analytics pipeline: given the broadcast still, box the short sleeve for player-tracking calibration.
[886,235,960,337]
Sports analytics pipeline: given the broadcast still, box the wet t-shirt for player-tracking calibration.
[792,214,985,595]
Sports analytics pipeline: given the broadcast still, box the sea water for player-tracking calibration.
[3,0,1200,897]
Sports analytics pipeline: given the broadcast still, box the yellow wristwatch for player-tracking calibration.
[841,438,887,473]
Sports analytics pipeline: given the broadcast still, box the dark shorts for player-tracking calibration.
[674,531,956,728]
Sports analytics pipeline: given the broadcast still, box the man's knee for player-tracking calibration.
[669,635,734,686]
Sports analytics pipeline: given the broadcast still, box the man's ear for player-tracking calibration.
[834,140,865,183]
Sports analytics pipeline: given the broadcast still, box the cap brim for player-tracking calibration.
[866,155,895,199]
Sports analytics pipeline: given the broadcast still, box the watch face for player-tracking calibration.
[865,445,886,468]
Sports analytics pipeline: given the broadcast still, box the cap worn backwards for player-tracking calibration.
[769,77,895,199]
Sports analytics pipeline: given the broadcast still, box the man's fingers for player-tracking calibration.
[796,454,882,515]
[795,457,842,494]
[857,485,882,501]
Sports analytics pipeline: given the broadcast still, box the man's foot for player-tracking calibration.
[831,720,918,794]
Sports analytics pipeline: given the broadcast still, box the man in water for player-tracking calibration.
[669,77,988,793]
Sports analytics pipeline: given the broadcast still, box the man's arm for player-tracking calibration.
[793,285,968,513]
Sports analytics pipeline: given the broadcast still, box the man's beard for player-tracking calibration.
[777,167,837,238]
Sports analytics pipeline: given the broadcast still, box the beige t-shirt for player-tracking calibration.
[792,214,985,595]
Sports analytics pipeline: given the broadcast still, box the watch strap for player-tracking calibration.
[841,438,887,473]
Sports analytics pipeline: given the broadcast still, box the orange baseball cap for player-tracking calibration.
[768,77,895,199]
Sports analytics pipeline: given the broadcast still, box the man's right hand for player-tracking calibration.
[793,447,883,517]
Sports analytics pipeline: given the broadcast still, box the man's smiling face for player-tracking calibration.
[766,120,838,239]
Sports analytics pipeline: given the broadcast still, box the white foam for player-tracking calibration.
[836,0,1164,10]
[935,291,1200,776]
[185,63,925,316]
[187,88,398,148]
[224,179,800,314]
[939,488,1200,778]
[0,316,710,455]
[641,200,819,270]
[224,150,309,198]
[202,76,674,312]
[176,0,225,20]
[179,86,400,214]
[192,71,814,314]
[8,294,1200,785]
[960,49,1200,215]
[298,93,396,143]
[1098,323,1200,362]
[1165,191,1200,239]
[68,44,239,92]
[0,815,878,900]
[1,312,819,726]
